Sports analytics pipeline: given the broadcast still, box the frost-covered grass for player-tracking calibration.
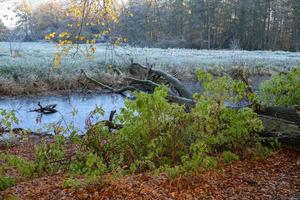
[1,42,300,69]
[0,42,299,95]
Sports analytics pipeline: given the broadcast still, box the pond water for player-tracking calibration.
[0,93,124,135]
[0,75,270,139]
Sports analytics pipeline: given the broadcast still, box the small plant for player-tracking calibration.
[202,156,218,170]
[223,151,239,165]
[69,152,107,182]
[155,165,182,180]
[0,176,16,191]
[0,109,19,134]
[62,178,82,189]
[35,135,66,174]
[0,154,36,177]
[252,143,273,160]
[0,165,16,191]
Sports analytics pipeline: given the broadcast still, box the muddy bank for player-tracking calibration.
[0,68,272,97]
[0,70,119,96]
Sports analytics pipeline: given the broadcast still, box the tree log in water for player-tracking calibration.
[30,102,58,114]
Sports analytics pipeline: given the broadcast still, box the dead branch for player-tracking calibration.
[125,77,177,96]
[81,69,138,95]
[103,110,123,131]
[129,63,193,99]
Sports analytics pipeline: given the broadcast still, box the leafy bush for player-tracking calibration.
[81,70,263,176]
[155,165,182,180]
[260,68,300,106]
[113,87,189,171]
[69,152,107,178]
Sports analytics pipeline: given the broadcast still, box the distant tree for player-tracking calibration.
[118,0,300,51]
[0,19,8,41]
[31,0,66,40]
[14,0,33,41]
[5,0,300,51]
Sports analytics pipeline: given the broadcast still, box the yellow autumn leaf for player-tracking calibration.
[91,46,96,53]
[53,53,62,68]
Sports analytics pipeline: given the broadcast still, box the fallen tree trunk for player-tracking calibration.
[82,63,300,148]
[258,106,300,125]
[259,115,300,149]
[82,69,196,107]
[129,63,193,99]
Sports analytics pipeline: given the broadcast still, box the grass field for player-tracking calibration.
[0,42,299,95]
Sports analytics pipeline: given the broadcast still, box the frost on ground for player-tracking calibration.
[0,42,299,95]
[1,42,300,69]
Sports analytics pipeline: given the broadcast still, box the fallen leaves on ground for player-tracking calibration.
[0,138,299,200]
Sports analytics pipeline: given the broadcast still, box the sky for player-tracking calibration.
[0,0,18,27]
[0,0,54,28]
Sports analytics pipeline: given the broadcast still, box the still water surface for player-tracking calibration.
[0,93,124,134]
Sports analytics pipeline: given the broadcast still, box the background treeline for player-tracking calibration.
[0,0,300,51]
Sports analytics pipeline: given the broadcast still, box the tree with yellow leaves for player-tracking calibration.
[45,0,125,68]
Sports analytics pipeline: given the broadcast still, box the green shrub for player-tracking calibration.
[113,87,189,170]
[0,109,19,133]
[202,156,218,170]
[81,69,263,176]
[260,68,300,106]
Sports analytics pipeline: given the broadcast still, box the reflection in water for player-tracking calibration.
[0,93,124,134]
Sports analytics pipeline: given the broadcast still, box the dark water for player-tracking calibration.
[0,93,124,135]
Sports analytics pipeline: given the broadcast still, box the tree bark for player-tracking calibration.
[259,115,300,149]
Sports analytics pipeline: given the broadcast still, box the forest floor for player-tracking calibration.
[0,136,299,200]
